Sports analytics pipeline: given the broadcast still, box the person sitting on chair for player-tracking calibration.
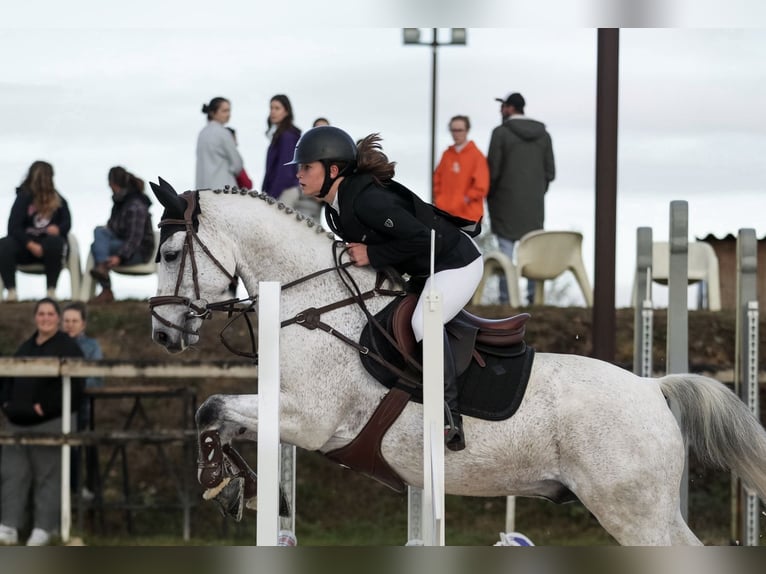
[89,166,155,303]
[290,126,484,451]
[0,161,72,302]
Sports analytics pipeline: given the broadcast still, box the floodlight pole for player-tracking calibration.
[403,28,466,203]
[429,29,438,203]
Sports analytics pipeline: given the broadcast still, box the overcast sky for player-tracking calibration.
[2,14,765,306]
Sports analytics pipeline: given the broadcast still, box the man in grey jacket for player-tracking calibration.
[487,92,555,305]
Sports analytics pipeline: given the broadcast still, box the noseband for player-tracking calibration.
[148,190,238,336]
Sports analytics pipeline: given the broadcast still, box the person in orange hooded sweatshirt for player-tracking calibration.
[432,115,489,222]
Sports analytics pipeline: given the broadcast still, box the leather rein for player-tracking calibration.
[147,192,422,389]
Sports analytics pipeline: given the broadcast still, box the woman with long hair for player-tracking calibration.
[290,126,484,451]
[88,166,154,303]
[0,161,72,301]
[262,94,302,205]
[195,96,245,190]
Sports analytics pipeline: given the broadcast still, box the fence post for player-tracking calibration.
[633,227,653,377]
[666,200,689,520]
[61,374,72,544]
[735,228,759,545]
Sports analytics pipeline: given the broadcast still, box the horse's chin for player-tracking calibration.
[152,319,201,353]
[155,332,200,354]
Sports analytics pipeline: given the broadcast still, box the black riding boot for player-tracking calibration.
[442,331,465,451]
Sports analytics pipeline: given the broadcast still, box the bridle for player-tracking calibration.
[148,190,238,336]
[148,190,419,387]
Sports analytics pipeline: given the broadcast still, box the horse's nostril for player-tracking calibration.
[155,331,169,344]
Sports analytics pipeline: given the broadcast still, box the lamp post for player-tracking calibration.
[403,28,467,202]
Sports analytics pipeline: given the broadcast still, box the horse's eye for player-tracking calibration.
[164,251,179,262]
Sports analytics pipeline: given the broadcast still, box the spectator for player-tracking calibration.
[225,127,254,189]
[433,115,489,222]
[0,161,72,302]
[62,301,103,499]
[487,92,555,304]
[312,117,330,127]
[88,166,155,303]
[291,127,483,451]
[262,94,301,203]
[0,297,85,546]
[195,96,244,190]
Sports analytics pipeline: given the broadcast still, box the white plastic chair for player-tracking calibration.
[471,250,521,307]
[80,231,159,301]
[631,241,721,311]
[516,230,594,307]
[0,233,82,301]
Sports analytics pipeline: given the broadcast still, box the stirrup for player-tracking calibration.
[444,409,466,452]
[444,425,466,452]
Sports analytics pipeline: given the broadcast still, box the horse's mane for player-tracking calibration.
[204,187,336,242]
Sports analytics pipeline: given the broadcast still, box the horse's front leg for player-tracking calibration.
[195,394,290,521]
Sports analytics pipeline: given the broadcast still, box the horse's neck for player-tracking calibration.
[201,192,381,314]
[200,193,400,447]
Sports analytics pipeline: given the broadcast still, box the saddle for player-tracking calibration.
[362,294,536,420]
[325,294,536,492]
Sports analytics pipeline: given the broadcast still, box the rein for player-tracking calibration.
[148,193,420,388]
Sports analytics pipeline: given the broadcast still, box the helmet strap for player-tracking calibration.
[318,161,355,199]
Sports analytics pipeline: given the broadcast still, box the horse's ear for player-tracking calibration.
[158,177,178,195]
[149,178,186,216]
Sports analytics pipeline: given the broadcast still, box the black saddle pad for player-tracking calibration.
[359,298,535,421]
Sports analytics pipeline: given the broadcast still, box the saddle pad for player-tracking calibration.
[359,298,535,422]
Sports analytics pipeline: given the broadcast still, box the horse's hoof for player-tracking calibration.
[205,476,245,522]
[241,491,290,517]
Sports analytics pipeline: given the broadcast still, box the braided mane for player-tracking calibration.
[205,186,336,241]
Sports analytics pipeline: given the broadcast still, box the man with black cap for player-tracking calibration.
[487,92,555,305]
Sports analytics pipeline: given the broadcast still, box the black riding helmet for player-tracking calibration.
[285,126,357,198]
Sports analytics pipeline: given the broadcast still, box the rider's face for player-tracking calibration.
[296,161,325,198]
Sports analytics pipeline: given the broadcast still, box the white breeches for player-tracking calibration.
[410,254,484,342]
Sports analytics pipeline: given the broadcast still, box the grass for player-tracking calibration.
[65,448,760,546]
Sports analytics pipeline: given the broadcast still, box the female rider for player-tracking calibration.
[290,126,483,451]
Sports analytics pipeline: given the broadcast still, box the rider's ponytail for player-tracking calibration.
[355,134,396,186]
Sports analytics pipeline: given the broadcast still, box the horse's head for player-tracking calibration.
[148,178,238,353]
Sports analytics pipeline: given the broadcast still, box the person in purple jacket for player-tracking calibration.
[262,95,316,215]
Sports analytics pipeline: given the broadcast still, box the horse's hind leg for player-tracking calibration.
[592,501,701,545]
[668,512,703,545]
[577,483,677,545]
[570,441,702,545]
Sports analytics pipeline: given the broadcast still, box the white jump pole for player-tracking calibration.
[257,281,281,546]
[421,230,445,546]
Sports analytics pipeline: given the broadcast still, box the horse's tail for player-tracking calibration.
[660,374,766,499]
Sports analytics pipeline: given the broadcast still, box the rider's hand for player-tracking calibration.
[347,243,370,266]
